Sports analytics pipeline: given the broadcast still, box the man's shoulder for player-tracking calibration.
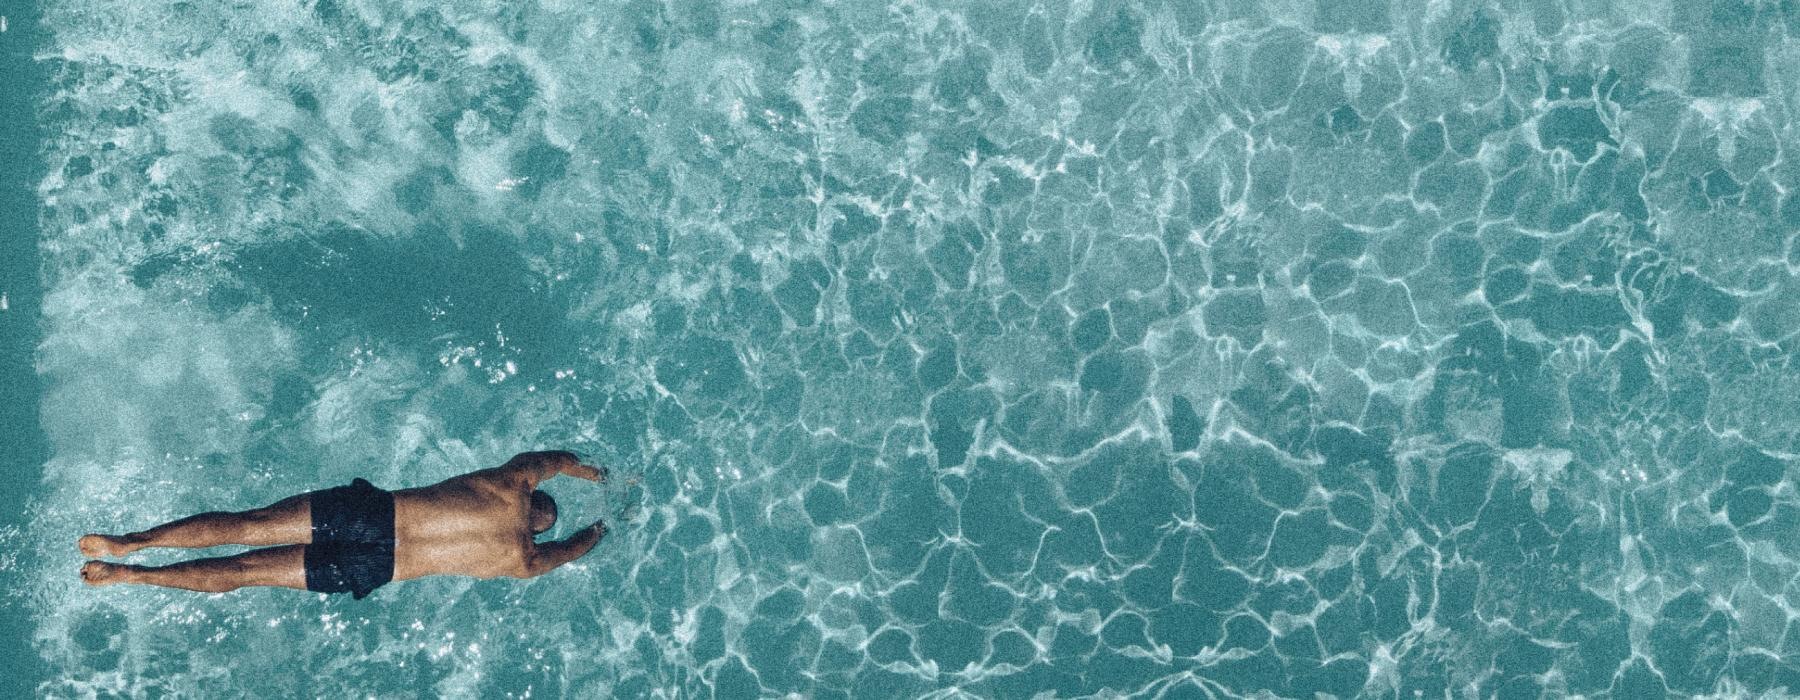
[458,469,532,496]
[396,470,524,502]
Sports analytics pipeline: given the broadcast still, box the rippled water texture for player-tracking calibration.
[21,0,1800,696]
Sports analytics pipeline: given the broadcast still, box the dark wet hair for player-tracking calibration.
[529,490,558,534]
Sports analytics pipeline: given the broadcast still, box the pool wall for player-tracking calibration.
[0,0,49,696]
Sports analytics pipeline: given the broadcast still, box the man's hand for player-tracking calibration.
[523,518,608,577]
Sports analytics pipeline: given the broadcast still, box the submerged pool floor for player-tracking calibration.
[20,0,1800,696]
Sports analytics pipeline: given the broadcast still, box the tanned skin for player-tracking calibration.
[76,451,607,593]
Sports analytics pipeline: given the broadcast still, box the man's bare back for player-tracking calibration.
[392,452,606,580]
[77,451,608,598]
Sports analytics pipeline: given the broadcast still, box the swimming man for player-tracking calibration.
[77,450,607,599]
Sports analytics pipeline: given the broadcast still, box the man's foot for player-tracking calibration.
[78,534,135,558]
[80,561,131,587]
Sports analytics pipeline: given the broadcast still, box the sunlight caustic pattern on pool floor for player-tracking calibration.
[23,0,1800,696]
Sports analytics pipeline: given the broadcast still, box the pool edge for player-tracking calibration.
[0,0,49,695]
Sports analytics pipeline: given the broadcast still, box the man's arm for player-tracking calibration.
[522,520,606,577]
[498,450,605,488]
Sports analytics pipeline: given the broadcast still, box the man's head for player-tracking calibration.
[529,490,558,534]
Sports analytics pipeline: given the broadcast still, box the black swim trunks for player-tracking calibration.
[303,477,395,600]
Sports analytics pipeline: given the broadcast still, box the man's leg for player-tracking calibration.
[80,544,308,592]
[79,492,312,557]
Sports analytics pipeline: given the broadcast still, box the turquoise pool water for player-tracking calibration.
[14,0,1800,696]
